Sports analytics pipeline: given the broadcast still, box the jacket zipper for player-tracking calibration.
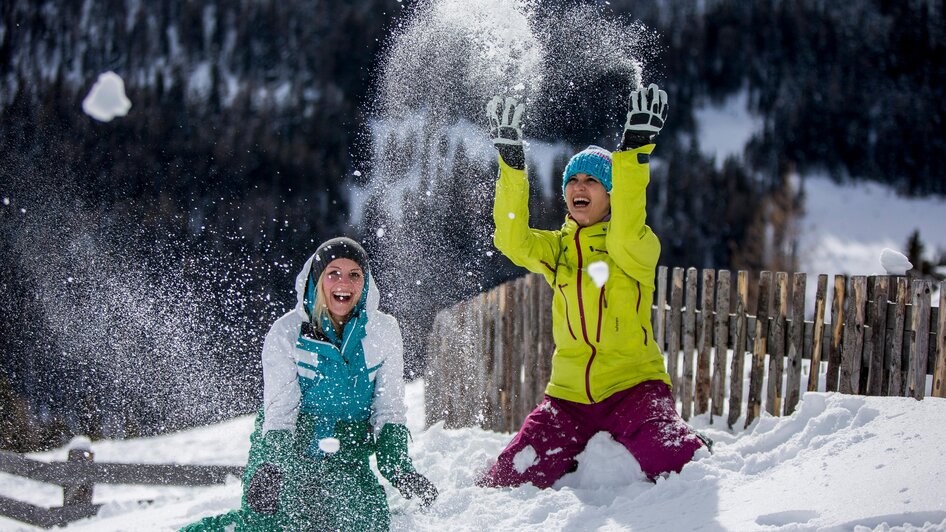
[574,228,597,403]
[596,286,606,343]
[636,280,648,345]
[557,284,578,340]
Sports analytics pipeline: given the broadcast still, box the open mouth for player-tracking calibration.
[332,291,353,303]
[573,196,590,208]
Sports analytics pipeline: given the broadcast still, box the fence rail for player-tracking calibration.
[425,268,946,433]
[0,447,243,528]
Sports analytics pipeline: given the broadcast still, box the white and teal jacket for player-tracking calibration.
[260,251,407,455]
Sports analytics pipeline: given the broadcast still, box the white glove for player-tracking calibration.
[486,96,526,169]
[621,83,668,150]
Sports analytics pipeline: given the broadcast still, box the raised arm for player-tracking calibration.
[487,95,561,280]
[607,84,668,290]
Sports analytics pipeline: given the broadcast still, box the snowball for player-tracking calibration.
[513,445,538,474]
[353,170,362,177]
[318,437,340,454]
[587,261,609,287]
[68,435,93,452]
[82,71,132,122]
[508,212,515,219]
[376,227,386,238]
[2,198,9,205]
[880,248,912,275]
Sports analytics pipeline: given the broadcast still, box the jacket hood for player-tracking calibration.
[293,251,379,320]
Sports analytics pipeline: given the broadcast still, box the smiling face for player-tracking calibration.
[565,173,611,227]
[321,258,365,323]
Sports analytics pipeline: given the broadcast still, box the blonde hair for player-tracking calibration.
[311,271,344,336]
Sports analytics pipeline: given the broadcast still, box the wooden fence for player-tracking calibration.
[425,267,946,433]
[0,445,242,528]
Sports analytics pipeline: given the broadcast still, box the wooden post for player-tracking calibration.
[519,277,534,424]
[784,272,806,415]
[908,279,932,400]
[728,271,749,429]
[682,268,698,420]
[867,276,889,395]
[840,276,867,394]
[667,268,685,399]
[886,277,909,397]
[712,270,731,420]
[656,266,668,353]
[425,312,443,428]
[827,275,846,392]
[807,274,828,392]
[746,271,771,428]
[63,442,94,507]
[767,272,788,416]
[933,281,946,398]
[537,281,553,401]
[696,269,715,415]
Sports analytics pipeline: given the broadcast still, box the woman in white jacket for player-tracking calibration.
[184,237,437,531]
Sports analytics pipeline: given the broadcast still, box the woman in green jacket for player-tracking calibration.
[477,84,708,488]
[183,237,436,531]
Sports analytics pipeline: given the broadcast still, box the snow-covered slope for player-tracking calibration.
[2,380,945,531]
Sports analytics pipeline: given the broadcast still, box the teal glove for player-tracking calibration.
[375,423,415,480]
[376,424,438,507]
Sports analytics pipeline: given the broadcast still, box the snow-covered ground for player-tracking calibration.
[2,379,945,531]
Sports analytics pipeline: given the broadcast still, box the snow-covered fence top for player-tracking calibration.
[425,267,946,434]
[0,446,242,528]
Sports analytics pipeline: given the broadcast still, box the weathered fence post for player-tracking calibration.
[933,281,946,398]
[667,268,685,397]
[840,276,867,394]
[711,270,731,422]
[908,279,932,400]
[728,270,749,429]
[696,269,715,415]
[827,275,846,391]
[681,268,698,420]
[766,272,789,416]
[867,276,889,395]
[656,266,668,353]
[746,271,772,428]
[785,272,806,415]
[888,277,910,396]
[807,274,828,392]
[63,438,94,507]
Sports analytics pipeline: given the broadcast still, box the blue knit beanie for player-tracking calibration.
[562,145,613,196]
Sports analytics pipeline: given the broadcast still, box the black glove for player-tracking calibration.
[486,95,526,170]
[392,471,438,508]
[245,462,283,515]
[620,83,668,151]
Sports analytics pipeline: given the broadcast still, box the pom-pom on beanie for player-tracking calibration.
[562,145,613,197]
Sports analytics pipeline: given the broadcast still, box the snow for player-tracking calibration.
[81,72,132,122]
[798,175,946,278]
[3,380,945,531]
[693,89,763,169]
[587,261,610,288]
[318,437,341,454]
[880,248,914,276]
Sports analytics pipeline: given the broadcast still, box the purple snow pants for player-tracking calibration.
[477,381,703,488]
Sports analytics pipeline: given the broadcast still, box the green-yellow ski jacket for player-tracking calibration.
[493,146,671,404]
